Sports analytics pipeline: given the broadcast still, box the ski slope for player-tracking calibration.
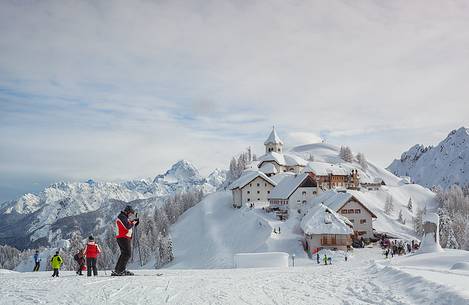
[2,247,468,305]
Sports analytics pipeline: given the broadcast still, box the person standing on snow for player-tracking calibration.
[316,253,320,264]
[50,251,63,277]
[323,254,328,265]
[74,249,85,275]
[33,250,41,271]
[84,236,101,276]
[112,205,139,276]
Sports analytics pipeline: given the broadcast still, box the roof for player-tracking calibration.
[259,162,278,174]
[300,204,353,235]
[307,190,377,218]
[269,173,312,199]
[302,161,349,176]
[228,170,277,190]
[264,127,283,145]
[269,172,295,184]
[258,152,308,167]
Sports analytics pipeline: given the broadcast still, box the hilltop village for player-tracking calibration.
[229,128,384,253]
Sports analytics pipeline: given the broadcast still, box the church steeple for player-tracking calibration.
[264,126,283,154]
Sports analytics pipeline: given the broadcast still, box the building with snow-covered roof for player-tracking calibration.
[305,190,377,239]
[268,173,320,219]
[264,126,284,153]
[229,170,276,208]
[303,162,360,190]
[301,203,353,252]
[360,177,385,190]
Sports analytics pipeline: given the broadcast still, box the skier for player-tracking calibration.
[328,256,332,265]
[112,205,139,276]
[316,253,320,264]
[74,249,85,275]
[84,236,101,276]
[344,253,348,262]
[323,254,328,265]
[50,251,63,277]
[33,250,41,272]
[385,248,389,259]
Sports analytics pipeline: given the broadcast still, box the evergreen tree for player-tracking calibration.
[339,146,353,163]
[384,195,394,215]
[397,209,405,224]
[308,154,315,162]
[413,208,425,237]
[407,197,413,212]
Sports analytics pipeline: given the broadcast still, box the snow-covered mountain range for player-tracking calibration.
[387,127,469,189]
[0,160,226,250]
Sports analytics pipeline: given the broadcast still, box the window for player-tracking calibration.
[267,191,270,194]
[313,191,317,194]
[257,191,260,194]
[247,191,250,194]
[302,191,307,196]
[247,198,251,202]
[257,198,260,201]
[257,183,260,187]
[250,183,252,187]
[302,200,307,204]
[355,209,361,214]
[360,219,366,224]
[342,210,347,214]
[348,209,354,214]
[265,183,267,187]
[350,219,355,223]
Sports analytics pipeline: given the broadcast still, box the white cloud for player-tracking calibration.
[0,0,468,200]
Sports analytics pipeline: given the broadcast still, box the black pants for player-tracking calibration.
[86,258,98,276]
[76,261,85,275]
[52,268,59,277]
[115,238,132,273]
[33,262,40,271]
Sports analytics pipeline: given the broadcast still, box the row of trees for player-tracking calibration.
[339,146,368,171]
[226,147,256,185]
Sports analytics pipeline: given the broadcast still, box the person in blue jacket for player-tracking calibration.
[33,250,41,272]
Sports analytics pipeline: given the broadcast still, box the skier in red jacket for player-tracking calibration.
[84,235,101,276]
[112,205,139,276]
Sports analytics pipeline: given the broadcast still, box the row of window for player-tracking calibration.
[247,190,270,194]
[341,209,361,214]
[247,198,261,202]
[349,219,367,224]
[249,183,268,187]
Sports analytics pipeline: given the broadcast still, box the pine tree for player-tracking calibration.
[463,222,469,251]
[413,208,425,237]
[407,197,413,212]
[397,209,405,224]
[446,226,460,249]
[356,152,368,171]
[339,146,353,162]
[384,195,394,215]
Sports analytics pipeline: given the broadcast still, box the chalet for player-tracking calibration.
[301,203,353,253]
[360,178,385,191]
[305,190,377,239]
[268,173,320,218]
[229,170,276,208]
[302,162,360,190]
[257,127,307,174]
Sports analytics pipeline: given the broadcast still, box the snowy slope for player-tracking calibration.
[388,127,469,188]
[290,143,402,186]
[0,160,224,250]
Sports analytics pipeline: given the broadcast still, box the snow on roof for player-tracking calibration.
[269,173,311,199]
[300,203,353,235]
[259,162,278,174]
[307,190,377,218]
[264,127,284,145]
[269,172,295,184]
[302,161,350,176]
[258,152,307,167]
[228,170,276,190]
[423,212,439,224]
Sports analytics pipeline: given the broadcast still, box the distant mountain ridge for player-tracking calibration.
[0,160,226,250]
[387,127,469,189]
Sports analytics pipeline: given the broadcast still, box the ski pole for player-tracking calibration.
[134,213,143,267]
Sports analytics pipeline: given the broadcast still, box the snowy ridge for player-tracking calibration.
[388,127,469,188]
[0,160,224,249]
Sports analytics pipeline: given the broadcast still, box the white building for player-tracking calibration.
[268,173,320,218]
[257,127,307,174]
[305,190,377,239]
[229,170,277,208]
[301,203,353,253]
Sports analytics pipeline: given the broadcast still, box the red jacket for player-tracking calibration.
[115,211,134,239]
[84,242,101,258]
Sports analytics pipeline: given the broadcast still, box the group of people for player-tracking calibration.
[31,205,140,277]
[381,235,420,258]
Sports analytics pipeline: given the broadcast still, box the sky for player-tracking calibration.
[1,0,468,202]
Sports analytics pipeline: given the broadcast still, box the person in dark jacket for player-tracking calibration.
[84,235,102,276]
[112,205,139,276]
[74,249,85,275]
[33,250,41,272]
[316,253,320,264]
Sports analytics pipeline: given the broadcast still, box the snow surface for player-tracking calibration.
[388,127,469,188]
[2,247,468,305]
[233,252,289,268]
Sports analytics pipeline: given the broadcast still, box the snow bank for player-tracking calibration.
[233,252,289,268]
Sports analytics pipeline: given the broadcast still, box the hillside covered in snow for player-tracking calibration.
[387,127,469,189]
[0,160,225,250]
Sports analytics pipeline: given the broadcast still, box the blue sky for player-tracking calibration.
[1,0,468,202]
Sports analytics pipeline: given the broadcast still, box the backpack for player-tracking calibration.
[73,253,80,262]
